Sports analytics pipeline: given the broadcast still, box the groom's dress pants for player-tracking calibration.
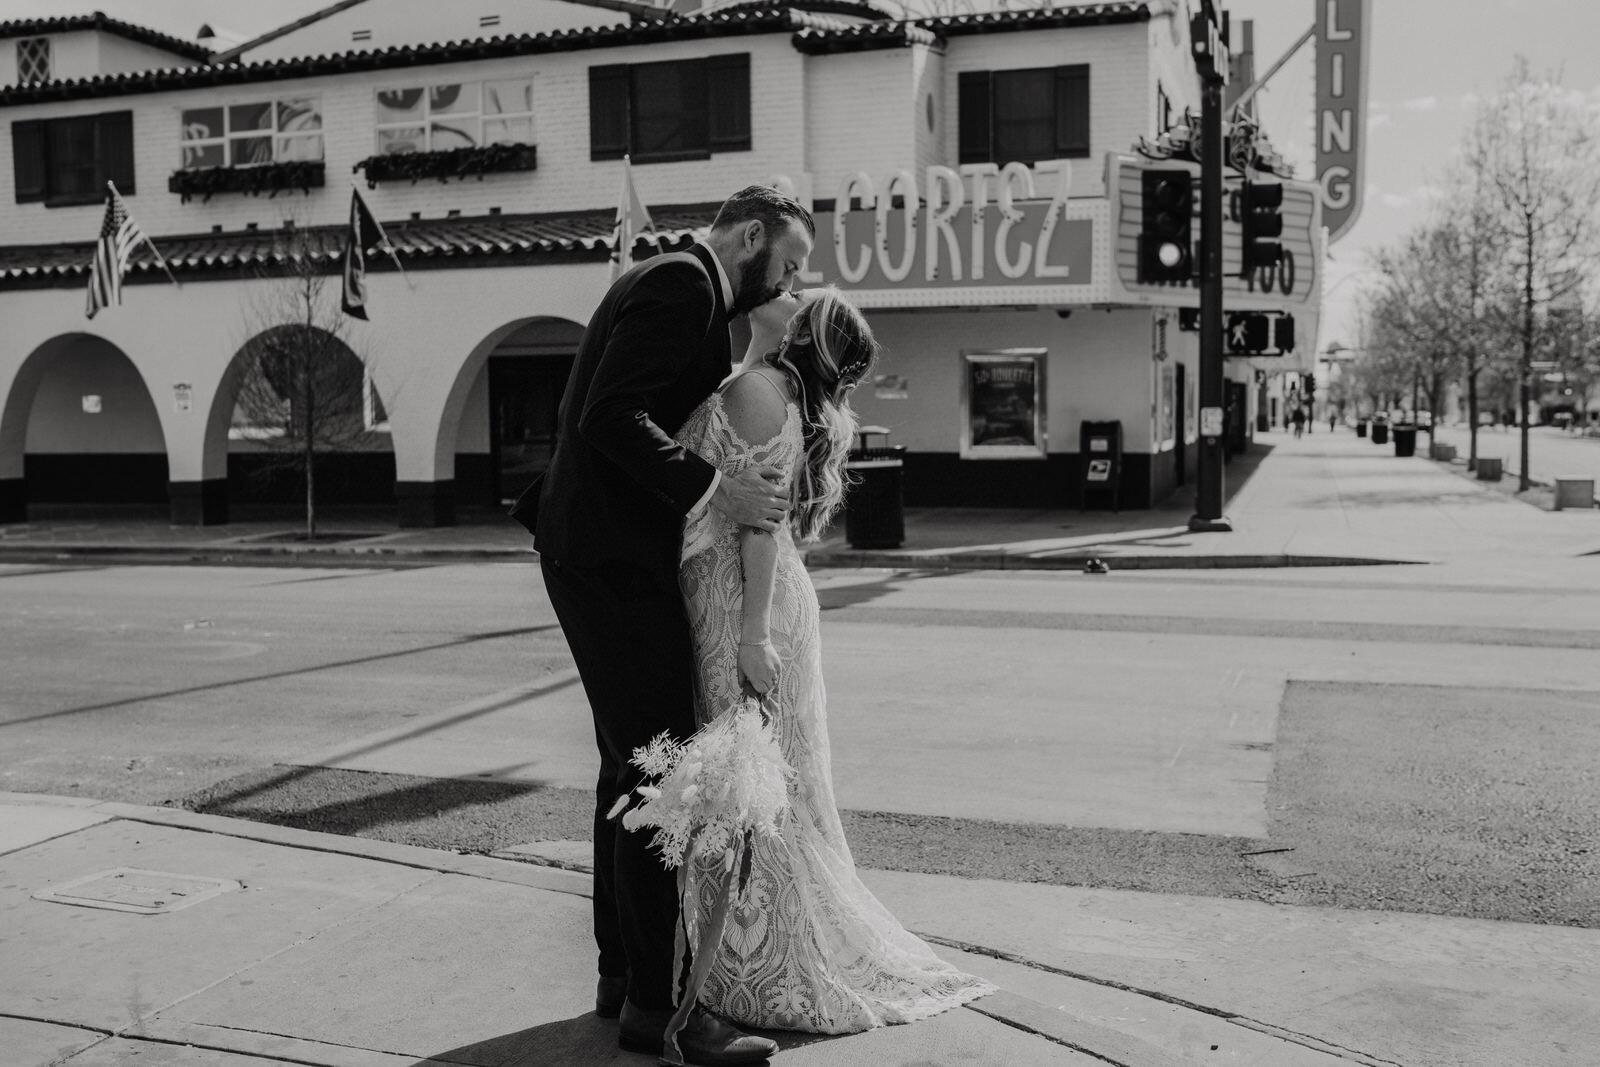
[541,553,699,1012]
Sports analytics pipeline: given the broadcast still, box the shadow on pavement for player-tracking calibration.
[406,1014,623,1066]
[407,1015,835,1066]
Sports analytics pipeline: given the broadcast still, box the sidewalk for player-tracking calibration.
[4,429,1598,572]
[7,791,1596,1067]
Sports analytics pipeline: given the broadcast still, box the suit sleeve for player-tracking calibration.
[577,261,720,515]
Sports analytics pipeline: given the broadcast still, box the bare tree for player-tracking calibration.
[1465,57,1600,489]
[231,227,384,539]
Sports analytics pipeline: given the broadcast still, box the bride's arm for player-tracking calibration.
[722,370,791,694]
[738,527,782,694]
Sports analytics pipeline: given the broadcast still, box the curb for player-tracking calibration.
[0,542,533,566]
[0,790,591,898]
[0,542,1421,572]
[802,550,1423,571]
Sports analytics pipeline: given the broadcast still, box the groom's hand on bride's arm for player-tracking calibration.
[713,467,785,531]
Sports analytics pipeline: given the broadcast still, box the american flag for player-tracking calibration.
[85,186,147,319]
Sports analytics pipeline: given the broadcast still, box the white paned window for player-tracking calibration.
[374,79,534,154]
[180,98,324,169]
[17,37,50,85]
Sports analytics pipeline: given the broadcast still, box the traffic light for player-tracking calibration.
[1239,181,1283,277]
[1138,169,1194,283]
[1303,373,1316,398]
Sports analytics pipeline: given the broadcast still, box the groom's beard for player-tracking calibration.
[732,244,776,316]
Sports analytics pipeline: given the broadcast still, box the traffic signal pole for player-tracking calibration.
[1190,36,1232,533]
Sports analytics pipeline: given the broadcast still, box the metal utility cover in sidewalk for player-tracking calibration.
[33,868,241,915]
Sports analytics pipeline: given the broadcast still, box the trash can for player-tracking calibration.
[1392,424,1417,457]
[1356,419,1368,438]
[844,426,905,549]
[1371,419,1389,445]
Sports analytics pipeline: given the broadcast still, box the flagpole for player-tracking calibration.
[110,181,180,288]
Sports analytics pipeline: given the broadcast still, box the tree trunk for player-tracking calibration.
[1520,221,1534,491]
[1467,365,1480,470]
[304,355,316,540]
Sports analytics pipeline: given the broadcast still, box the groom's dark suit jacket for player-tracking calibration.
[534,244,731,575]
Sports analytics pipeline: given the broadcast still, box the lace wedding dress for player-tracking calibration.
[673,384,996,1034]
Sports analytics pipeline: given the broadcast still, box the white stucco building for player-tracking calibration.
[0,0,1318,526]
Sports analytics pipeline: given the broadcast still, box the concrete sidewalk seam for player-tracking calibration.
[10,795,595,899]
[1229,1018,1407,1067]
[127,1018,432,1067]
[928,935,1399,1067]
[965,990,1189,1067]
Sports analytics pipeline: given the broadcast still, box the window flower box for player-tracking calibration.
[351,143,537,188]
[168,161,326,203]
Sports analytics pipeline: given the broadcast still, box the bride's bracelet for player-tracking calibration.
[740,639,773,648]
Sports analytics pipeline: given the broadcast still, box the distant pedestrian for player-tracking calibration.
[1291,406,1306,438]
[1329,412,1337,433]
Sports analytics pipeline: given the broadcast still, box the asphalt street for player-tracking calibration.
[3,557,1596,928]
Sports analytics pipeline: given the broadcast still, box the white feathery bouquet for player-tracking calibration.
[612,695,794,872]
[609,694,794,1066]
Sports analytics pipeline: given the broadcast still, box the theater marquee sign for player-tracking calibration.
[793,162,1111,308]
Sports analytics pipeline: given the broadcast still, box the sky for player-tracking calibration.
[3,0,1598,350]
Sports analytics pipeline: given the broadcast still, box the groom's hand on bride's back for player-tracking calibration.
[713,467,785,531]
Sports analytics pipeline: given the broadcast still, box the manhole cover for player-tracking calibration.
[33,868,241,915]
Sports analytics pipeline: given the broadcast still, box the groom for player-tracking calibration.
[534,185,815,1065]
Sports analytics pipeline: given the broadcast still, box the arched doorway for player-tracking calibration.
[0,334,166,519]
[205,324,392,517]
[488,319,583,506]
[448,317,583,509]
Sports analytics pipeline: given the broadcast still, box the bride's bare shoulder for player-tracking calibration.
[721,369,792,445]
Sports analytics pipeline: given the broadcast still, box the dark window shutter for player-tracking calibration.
[11,119,47,202]
[958,71,992,165]
[707,53,751,152]
[631,58,708,162]
[1054,65,1090,157]
[46,115,98,201]
[589,64,630,160]
[97,111,135,195]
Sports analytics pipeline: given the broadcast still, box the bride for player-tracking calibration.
[672,287,996,1034]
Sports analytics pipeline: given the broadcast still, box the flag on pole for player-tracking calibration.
[341,187,403,320]
[85,183,174,319]
[609,155,654,281]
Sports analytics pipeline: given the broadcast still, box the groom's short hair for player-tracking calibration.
[711,185,815,241]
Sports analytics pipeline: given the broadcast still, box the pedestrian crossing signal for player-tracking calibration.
[1226,312,1272,354]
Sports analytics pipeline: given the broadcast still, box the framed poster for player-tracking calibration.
[959,350,1047,459]
[1158,363,1176,450]
[1184,367,1198,444]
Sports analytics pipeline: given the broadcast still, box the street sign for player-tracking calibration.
[1200,406,1224,437]
[1316,0,1371,244]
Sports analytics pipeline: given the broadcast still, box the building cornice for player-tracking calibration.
[0,206,720,288]
[0,2,1153,107]
[0,9,801,108]
[0,12,213,63]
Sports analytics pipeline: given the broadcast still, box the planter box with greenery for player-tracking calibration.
[352,143,537,188]
[168,161,327,203]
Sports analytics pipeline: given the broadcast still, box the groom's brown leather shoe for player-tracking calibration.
[618,1001,777,1065]
[596,975,627,1019]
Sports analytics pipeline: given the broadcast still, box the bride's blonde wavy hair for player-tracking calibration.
[764,288,879,543]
